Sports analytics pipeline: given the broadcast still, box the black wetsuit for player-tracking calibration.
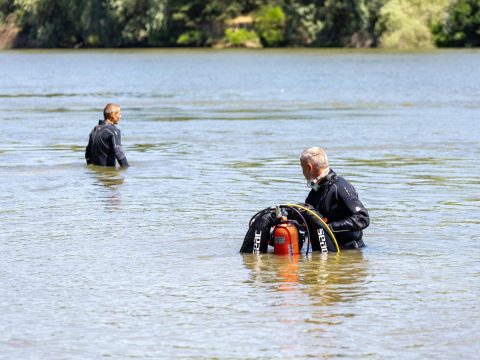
[85,120,129,167]
[305,169,369,249]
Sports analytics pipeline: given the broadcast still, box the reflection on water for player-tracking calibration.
[242,251,368,306]
[88,166,125,188]
[87,165,125,211]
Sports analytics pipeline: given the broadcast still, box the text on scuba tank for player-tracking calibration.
[274,236,285,244]
[254,231,262,254]
[317,228,328,253]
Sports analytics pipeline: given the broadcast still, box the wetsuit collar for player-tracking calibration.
[98,119,105,125]
[318,169,336,188]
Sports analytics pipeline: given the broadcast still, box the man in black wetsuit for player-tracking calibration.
[85,103,129,167]
[300,147,369,249]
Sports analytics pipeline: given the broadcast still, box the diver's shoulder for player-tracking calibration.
[102,124,120,134]
[332,174,356,191]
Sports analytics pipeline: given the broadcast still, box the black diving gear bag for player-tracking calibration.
[240,203,340,254]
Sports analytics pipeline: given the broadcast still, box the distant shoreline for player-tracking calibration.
[2,0,479,50]
[1,47,478,52]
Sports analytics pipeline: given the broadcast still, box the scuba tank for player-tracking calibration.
[240,203,340,254]
[273,206,300,255]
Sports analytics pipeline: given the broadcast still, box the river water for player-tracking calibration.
[0,49,479,359]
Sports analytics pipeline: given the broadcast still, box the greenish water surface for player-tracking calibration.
[0,49,479,359]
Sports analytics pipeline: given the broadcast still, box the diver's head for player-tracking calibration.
[300,147,330,189]
[103,103,122,125]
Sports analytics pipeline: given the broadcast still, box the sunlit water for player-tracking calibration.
[0,49,479,359]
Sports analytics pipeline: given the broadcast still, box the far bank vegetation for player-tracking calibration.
[1,0,479,49]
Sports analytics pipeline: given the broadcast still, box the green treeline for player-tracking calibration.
[0,0,479,48]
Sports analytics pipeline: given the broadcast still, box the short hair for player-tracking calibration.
[103,103,121,121]
[300,147,329,169]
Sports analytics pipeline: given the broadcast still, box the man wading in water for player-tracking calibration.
[85,103,129,167]
[300,147,369,249]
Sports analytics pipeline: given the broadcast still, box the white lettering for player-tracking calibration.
[253,231,262,254]
[317,228,328,253]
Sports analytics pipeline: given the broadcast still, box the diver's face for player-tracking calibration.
[113,111,121,123]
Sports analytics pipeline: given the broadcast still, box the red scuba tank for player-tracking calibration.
[273,219,300,255]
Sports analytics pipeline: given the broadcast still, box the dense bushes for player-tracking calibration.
[377,0,451,48]
[433,0,480,47]
[254,5,286,46]
[1,0,479,48]
[224,28,261,47]
[9,0,167,47]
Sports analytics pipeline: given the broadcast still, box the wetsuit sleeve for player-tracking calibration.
[111,130,129,167]
[329,181,369,233]
[85,132,93,164]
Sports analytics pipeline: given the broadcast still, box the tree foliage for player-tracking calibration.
[254,5,286,46]
[0,0,478,48]
[106,0,167,46]
[224,28,261,47]
[433,0,480,47]
[377,0,451,49]
[0,0,15,24]
[9,0,168,47]
[315,0,370,47]
[282,1,322,46]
